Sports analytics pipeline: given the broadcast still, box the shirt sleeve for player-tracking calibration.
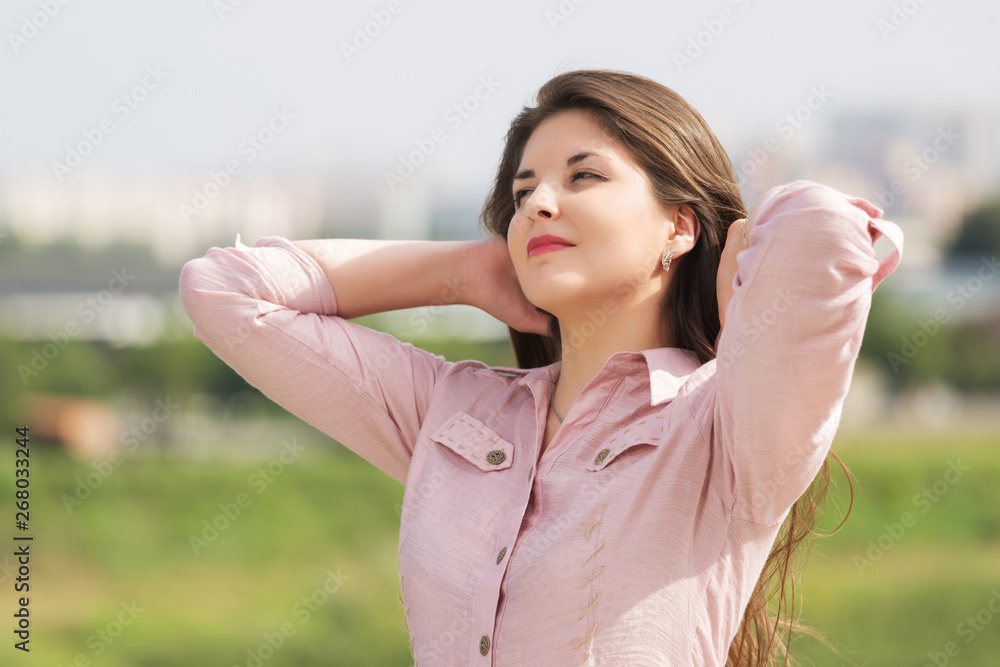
[704,180,903,525]
[177,233,453,484]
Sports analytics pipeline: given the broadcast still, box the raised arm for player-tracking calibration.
[289,238,470,319]
[179,235,474,483]
[696,180,903,525]
[178,232,551,483]
[292,234,553,334]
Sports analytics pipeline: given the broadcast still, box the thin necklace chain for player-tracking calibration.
[549,383,564,424]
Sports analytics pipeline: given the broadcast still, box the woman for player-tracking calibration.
[179,69,903,665]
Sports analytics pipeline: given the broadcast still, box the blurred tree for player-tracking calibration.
[0,225,22,253]
[860,290,1000,393]
[945,197,1000,259]
[859,290,917,390]
[940,323,1000,391]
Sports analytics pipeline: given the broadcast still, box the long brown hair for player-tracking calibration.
[479,68,849,666]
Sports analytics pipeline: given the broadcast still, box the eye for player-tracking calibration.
[513,187,532,209]
[512,171,604,209]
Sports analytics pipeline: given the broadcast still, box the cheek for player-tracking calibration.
[507,221,527,267]
[602,226,662,270]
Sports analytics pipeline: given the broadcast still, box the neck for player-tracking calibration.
[551,294,673,420]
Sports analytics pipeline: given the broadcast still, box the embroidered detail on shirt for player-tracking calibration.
[572,622,597,650]
[582,541,605,566]
[585,520,601,541]
[577,593,601,620]
[580,565,605,588]
[574,519,603,656]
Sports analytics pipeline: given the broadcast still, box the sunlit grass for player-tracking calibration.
[3,426,998,666]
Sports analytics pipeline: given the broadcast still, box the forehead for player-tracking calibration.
[517,109,621,168]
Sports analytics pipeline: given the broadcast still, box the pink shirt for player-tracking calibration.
[179,180,903,666]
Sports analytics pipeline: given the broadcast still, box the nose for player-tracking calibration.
[525,184,557,221]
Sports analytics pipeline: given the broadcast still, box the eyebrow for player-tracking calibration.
[513,151,608,183]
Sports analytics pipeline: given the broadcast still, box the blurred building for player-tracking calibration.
[1,105,998,345]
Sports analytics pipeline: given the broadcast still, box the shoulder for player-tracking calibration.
[674,359,718,440]
[677,358,717,399]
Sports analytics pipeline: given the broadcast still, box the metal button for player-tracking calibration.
[479,635,490,656]
[528,466,534,483]
[496,546,507,564]
[486,449,506,465]
[594,448,610,465]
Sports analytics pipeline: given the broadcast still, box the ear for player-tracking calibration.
[670,204,700,254]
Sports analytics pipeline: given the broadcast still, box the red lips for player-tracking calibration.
[527,234,574,258]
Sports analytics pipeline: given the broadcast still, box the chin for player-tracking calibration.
[523,285,577,316]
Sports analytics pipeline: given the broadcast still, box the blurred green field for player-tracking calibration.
[2,428,999,666]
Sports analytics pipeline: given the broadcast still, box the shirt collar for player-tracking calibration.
[515,347,704,407]
[642,347,703,405]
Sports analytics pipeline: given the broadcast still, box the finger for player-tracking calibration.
[516,309,554,337]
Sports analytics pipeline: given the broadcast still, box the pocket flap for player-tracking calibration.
[586,414,667,472]
[430,411,514,472]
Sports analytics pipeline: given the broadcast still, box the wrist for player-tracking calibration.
[452,239,483,308]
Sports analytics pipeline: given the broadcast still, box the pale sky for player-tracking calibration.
[2,0,998,193]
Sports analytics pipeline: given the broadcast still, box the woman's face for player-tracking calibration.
[507,109,692,317]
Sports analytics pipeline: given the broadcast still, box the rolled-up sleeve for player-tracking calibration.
[178,233,452,484]
[701,180,903,525]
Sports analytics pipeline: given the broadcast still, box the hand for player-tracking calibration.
[716,198,761,345]
[716,218,744,336]
[460,235,555,337]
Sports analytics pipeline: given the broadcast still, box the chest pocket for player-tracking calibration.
[586,414,668,472]
[430,411,514,472]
